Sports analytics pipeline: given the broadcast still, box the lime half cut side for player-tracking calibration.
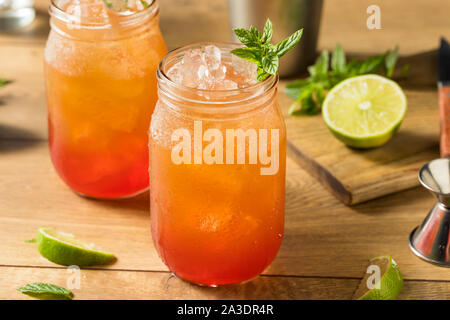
[36,227,116,266]
[353,255,403,300]
[322,74,407,148]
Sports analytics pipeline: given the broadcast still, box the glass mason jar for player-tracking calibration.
[45,0,167,199]
[149,43,286,286]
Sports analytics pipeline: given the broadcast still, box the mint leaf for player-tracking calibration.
[344,58,361,76]
[284,79,310,99]
[358,55,385,74]
[230,47,261,65]
[0,77,10,88]
[25,238,36,243]
[232,28,260,48]
[256,68,269,82]
[274,29,303,58]
[261,19,273,44]
[262,51,279,75]
[401,64,410,77]
[232,19,303,81]
[18,283,73,300]
[286,45,404,116]
[309,50,329,78]
[103,0,113,8]
[249,26,262,43]
[289,87,319,116]
[302,95,320,115]
[331,44,346,74]
[385,46,398,78]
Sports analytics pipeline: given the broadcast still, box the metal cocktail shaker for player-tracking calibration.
[228,0,323,77]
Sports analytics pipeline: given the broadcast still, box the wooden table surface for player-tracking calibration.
[1,0,450,300]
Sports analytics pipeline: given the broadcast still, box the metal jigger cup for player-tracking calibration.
[409,158,450,266]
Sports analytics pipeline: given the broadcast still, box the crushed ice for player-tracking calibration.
[167,45,258,90]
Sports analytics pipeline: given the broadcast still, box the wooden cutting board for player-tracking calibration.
[279,86,440,205]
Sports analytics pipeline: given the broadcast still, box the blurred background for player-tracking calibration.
[0,0,448,56]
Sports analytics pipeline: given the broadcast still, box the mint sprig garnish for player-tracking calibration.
[231,19,303,81]
[286,44,408,115]
[18,283,73,300]
[103,0,150,11]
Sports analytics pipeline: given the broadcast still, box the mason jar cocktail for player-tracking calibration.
[45,0,166,198]
[149,43,286,285]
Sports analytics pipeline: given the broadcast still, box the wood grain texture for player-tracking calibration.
[1,140,448,284]
[3,266,449,300]
[280,85,440,205]
[0,0,449,300]
[1,267,359,300]
[318,0,450,56]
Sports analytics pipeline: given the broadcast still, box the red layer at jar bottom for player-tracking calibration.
[49,144,149,199]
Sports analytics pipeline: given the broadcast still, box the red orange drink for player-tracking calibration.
[149,44,286,285]
[45,0,166,198]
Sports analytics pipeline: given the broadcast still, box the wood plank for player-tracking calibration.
[319,0,450,56]
[0,140,447,283]
[2,266,449,300]
[0,267,357,300]
[1,0,449,300]
[280,84,440,205]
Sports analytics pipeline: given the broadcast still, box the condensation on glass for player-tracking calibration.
[150,43,287,286]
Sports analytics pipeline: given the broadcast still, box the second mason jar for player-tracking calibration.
[45,0,167,198]
[149,43,286,286]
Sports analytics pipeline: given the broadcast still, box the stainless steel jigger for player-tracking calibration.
[409,158,450,266]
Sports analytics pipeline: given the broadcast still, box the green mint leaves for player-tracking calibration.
[103,0,150,11]
[140,0,150,7]
[0,78,9,88]
[231,19,303,81]
[286,44,406,115]
[18,283,73,300]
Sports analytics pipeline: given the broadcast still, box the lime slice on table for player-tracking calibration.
[36,227,116,266]
[353,255,403,300]
[322,74,407,148]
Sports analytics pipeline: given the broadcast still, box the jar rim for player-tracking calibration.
[49,0,159,28]
[157,42,278,107]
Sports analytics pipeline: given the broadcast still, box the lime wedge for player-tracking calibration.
[36,227,116,266]
[353,255,403,300]
[322,74,407,148]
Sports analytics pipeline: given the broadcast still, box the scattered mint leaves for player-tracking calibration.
[231,19,303,81]
[287,44,407,115]
[24,238,36,243]
[18,283,73,300]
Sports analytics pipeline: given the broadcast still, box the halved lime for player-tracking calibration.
[353,255,403,300]
[36,227,116,266]
[322,74,407,148]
